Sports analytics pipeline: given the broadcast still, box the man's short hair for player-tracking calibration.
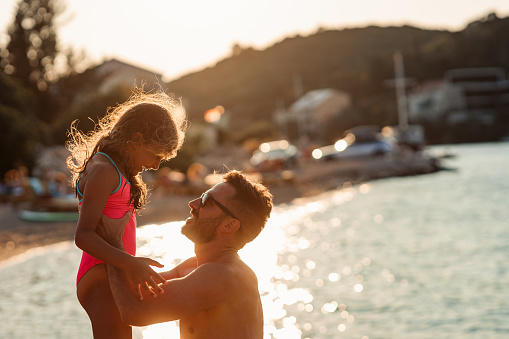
[222,170,273,248]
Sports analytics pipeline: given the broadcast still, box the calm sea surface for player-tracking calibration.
[0,142,508,339]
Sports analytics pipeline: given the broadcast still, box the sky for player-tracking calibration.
[1,0,509,82]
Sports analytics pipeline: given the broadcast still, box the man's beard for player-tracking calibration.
[181,214,225,244]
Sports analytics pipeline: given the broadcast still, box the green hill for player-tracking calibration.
[166,13,509,135]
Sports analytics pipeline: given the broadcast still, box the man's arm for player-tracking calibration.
[107,261,234,326]
[96,212,166,298]
[160,257,198,280]
[97,213,227,326]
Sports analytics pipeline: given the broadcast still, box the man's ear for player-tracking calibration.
[221,218,241,234]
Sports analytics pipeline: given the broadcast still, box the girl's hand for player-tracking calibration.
[125,256,167,300]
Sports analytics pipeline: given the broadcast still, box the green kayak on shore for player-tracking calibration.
[18,210,79,222]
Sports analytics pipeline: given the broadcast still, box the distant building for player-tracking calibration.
[94,58,164,94]
[274,88,351,140]
[408,67,509,125]
[407,80,447,122]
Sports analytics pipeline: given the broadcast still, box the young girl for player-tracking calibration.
[66,90,187,338]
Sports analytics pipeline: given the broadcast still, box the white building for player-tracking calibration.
[274,88,351,140]
[94,58,164,94]
[408,67,509,125]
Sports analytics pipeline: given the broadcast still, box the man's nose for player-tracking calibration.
[189,197,201,209]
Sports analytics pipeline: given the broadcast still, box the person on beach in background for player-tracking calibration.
[66,90,187,339]
[97,170,273,339]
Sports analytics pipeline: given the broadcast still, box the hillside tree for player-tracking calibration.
[0,0,73,124]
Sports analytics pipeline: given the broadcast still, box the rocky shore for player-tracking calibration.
[0,152,443,263]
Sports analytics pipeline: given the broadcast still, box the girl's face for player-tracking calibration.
[130,142,166,175]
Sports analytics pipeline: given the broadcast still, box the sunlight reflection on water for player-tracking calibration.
[134,202,319,338]
[1,143,508,339]
[135,187,367,339]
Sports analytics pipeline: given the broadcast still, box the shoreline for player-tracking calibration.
[0,154,444,263]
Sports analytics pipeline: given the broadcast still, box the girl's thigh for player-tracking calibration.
[77,264,131,339]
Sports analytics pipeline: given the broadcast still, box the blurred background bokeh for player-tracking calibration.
[1,0,509,183]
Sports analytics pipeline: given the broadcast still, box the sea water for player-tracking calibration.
[0,142,508,339]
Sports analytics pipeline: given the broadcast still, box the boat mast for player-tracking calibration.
[393,51,409,131]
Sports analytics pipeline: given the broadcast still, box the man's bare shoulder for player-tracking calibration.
[178,259,262,339]
[197,256,253,274]
[193,258,258,291]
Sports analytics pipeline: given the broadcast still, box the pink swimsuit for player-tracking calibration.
[76,152,137,285]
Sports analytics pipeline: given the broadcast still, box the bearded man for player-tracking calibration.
[98,170,273,339]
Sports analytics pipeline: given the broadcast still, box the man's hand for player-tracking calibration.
[97,211,131,245]
[124,256,167,300]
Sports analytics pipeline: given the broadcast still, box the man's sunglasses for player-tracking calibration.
[200,192,239,220]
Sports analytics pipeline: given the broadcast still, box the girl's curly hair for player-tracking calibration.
[66,89,188,209]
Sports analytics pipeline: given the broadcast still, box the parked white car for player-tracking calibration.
[250,140,299,171]
[312,128,395,161]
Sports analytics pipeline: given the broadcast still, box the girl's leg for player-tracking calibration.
[77,264,132,339]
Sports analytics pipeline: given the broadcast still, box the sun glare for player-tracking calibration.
[135,208,315,339]
[311,148,322,159]
[134,191,368,338]
[204,106,225,123]
[260,143,271,153]
[334,139,348,152]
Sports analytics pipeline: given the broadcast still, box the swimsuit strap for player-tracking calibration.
[96,152,123,194]
[76,152,128,202]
